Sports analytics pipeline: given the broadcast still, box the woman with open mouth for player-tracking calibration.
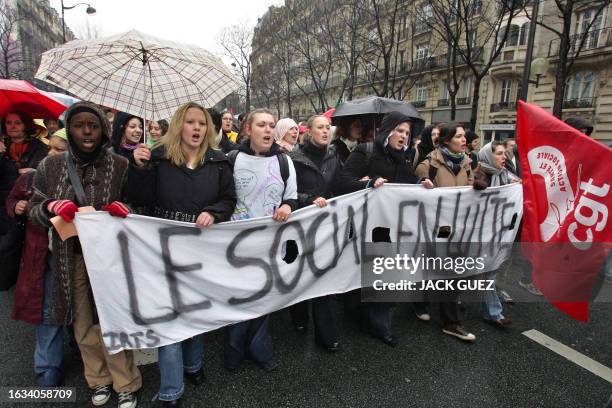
[474,140,519,328]
[273,117,299,153]
[287,114,342,351]
[29,102,142,408]
[129,102,236,407]
[338,111,426,348]
[415,122,477,343]
[225,108,298,371]
[112,112,144,163]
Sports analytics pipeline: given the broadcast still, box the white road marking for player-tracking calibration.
[523,329,612,384]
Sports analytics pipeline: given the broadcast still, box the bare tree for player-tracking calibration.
[0,0,23,79]
[286,1,340,113]
[525,0,610,117]
[419,1,468,120]
[427,0,523,129]
[75,18,103,40]
[267,6,296,117]
[218,23,253,110]
[322,0,369,102]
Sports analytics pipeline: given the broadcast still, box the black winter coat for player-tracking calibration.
[331,138,352,164]
[127,147,236,222]
[218,132,239,153]
[289,142,341,209]
[337,111,417,194]
[0,155,18,234]
[4,138,48,170]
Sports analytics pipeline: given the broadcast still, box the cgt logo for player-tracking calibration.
[527,146,575,242]
[528,146,609,250]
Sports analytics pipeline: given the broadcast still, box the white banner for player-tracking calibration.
[74,184,523,353]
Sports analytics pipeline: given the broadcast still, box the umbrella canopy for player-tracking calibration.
[331,96,423,125]
[47,92,80,108]
[35,29,240,121]
[0,79,67,119]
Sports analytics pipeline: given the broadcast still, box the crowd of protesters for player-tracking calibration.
[1,100,598,408]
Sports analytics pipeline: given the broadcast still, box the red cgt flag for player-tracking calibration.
[517,101,611,322]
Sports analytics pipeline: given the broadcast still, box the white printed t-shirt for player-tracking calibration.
[231,153,298,221]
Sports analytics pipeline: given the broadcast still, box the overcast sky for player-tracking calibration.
[48,0,281,54]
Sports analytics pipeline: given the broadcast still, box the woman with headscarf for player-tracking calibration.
[474,141,519,328]
[273,117,299,153]
[111,112,144,162]
[415,122,477,343]
[28,102,142,408]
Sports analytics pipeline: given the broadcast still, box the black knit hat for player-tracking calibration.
[465,130,479,144]
[564,116,593,136]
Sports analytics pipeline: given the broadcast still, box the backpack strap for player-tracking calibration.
[412,147,420,170]
[64,153,88,207]
[226,149,239,167]
[427,157,438,183]
[364,142,374,172]
[276,153,289,198]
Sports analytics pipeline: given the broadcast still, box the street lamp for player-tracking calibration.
[528,58,550,88]
[519,0,540,101]
[61,0,96,43]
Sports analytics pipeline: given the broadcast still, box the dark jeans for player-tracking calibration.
[34,259,64,386]
[225,315,273,368]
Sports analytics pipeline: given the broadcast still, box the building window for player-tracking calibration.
[441,80,449,100]
[468,30,477,49]
[416,45,429,62]
[507,24,520,46]
[400,15,408,39]
[565,71,595,101]
[455,77,472,105]
[416,83,428,102]
[415,5,433,34]
[399,50,405,70]
[519,22,530,46]
[575,8,604,49]
[469,0,482,16]
[500,79,512,103]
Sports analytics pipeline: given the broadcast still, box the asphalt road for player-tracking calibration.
[1,287,611,408]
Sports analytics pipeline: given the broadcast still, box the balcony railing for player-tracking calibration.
[548,27,612,57]
[438,98,449,106]
[457,97,470,105]
[490,101,517,112]
[413,100,426,108]
[414,20,432,35]
[563,97,596,109]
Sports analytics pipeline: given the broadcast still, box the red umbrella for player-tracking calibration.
[322,107,335,122]
[0,79,67,119]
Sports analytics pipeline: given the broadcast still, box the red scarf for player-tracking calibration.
[8,142,28,165]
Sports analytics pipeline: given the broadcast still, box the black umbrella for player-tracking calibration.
[331,96,425,138]
[332,96,424,124]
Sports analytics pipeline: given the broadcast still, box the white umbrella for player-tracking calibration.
[35,30,240,126]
